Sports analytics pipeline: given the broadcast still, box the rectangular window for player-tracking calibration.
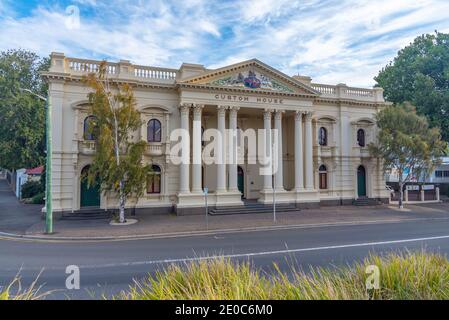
[444,171,449,178]
[435,171,443,178]
[319,173,328,190]
[147,174,161,194]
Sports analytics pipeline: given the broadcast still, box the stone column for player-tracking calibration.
[421,188,425,202]
[304,111,314,190]
[274,110,285,191]
[294,111,304,191]
[436,187,440,202]
[263,110,273,191]
[192,104,203,193]
[179,104,190,194]
[228,107,239,192]
[216,106,227,193]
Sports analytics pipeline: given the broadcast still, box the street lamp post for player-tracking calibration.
[20,89,53,234]
[272,139,276,223]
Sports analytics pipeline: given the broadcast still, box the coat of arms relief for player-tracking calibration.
[209,70,294,93]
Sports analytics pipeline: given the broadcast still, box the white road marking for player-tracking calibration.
[76,233,449,269]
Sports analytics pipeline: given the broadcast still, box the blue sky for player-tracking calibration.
[1,0,449,87]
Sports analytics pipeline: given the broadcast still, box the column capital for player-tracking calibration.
[192,104,203,119]
[217,105,227,116]
[263,109,273,120]
[193,103,204,110]
[179,103,192,113]
[274,109,285,120]
[229,106,239,118]
[295,110,304,121]
[304,111,314,121]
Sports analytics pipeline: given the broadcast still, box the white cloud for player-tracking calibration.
[198,20,221,37]
[73,0,98,6]
[238,0,300,22]
[0,0,448,87]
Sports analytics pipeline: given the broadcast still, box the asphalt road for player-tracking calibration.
[2,217,449,299]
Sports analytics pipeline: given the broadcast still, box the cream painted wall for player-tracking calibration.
[44,54,390,213]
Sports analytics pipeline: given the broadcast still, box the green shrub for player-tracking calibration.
[21,181,44,199]
[31,192,45,205]
[117,252,449,300]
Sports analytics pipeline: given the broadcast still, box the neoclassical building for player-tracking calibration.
[43,52,390,215]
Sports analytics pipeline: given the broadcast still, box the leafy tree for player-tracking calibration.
[0,49,49,170]
[21,180,44,199]
[375,32,449,141]
[84,62,151,223]
[369,103,448,208]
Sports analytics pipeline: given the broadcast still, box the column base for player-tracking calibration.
[215,191,244,207]
[258,189,296,204]
[176,192,205,208]
[295,189,319,203]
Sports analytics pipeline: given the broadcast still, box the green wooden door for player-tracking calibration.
[238,166,245,199]
[357,166,367,197]
[80,168,101,207]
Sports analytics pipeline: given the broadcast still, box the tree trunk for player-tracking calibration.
[398,181,404,209]
[119,180,126,223]
[113,113,125,223]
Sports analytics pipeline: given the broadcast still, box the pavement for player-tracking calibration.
[0,180,42,234]
[2,178,449,241]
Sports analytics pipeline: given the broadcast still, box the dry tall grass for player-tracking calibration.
[0,275,50,300]
[117,252,449,300]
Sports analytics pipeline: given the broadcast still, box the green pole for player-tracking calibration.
[45,96,53,234]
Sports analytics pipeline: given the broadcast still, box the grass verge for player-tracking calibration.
[0,275,50,300]
[117,251,449,300]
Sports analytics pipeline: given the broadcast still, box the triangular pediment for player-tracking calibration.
[178,59,319,96]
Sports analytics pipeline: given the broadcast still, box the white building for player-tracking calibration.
[429,157,449,183]
[43,53,390,215]
[15,169,27,199]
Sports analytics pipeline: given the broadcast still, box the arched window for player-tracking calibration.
[83,116,98,141]
[147,165,161,194]
[357,129,366,147]
[147,119,162,142]
[319,165,328,190]
[319,127,328,146]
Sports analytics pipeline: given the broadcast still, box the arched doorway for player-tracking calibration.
[80,166,101,208]
[237,166,245,199]
[357,165,367,197]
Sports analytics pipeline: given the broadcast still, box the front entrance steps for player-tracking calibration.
[352,197,382,206]
[208,200,300,216]
[61,207,112,221]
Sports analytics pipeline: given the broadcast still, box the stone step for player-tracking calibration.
[209,204,299,216]
[352,198,382,206]
[61,208,112,221]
